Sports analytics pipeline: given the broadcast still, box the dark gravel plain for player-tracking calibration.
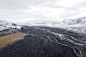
[0,26,86,57]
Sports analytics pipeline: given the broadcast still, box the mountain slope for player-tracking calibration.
[0,26,86,57]
[0,20,21,31]
[62,17,86,25]
[19,17,86,27]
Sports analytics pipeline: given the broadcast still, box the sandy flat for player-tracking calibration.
[0,32,28,50]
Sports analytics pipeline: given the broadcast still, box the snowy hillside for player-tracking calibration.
[17,17,86,34]
[62,17,86,25]
[0,20,21,31]
[1,17,86,34]
[19,17,86,27]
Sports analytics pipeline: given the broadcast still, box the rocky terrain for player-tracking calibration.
[0,26,86,57]
[0,17,86,57]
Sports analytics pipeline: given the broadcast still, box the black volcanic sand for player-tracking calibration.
[0,26,86,57]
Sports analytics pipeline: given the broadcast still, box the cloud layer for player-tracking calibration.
[0,0,86,22]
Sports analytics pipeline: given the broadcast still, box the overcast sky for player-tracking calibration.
[0,0,86,22]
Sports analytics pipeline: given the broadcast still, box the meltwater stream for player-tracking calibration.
[0,26,86,57]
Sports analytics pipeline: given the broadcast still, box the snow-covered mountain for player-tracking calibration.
[1,17,86,29]
[1,17,86,34]
[0,20,21,31]
[17,17,86,34]
[19,17,86,27]
[62,17,86,25]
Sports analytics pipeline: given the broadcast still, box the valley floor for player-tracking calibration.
[0,26,86,57]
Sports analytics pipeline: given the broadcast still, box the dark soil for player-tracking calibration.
[0,26,86,57]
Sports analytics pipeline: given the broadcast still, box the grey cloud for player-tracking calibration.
[0,0,60,11]
[19,0,60,6]
[65,7,79,11]
[0,10,49,21]
[42,4,79,14]
[0,0,59,7]
[76,0,86,8]
[43,5,65,8]
[0,0,31,10]
[45,5,79,11]
[0,0,85,22]
[14,11,49,20]
[59,10,81,19]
